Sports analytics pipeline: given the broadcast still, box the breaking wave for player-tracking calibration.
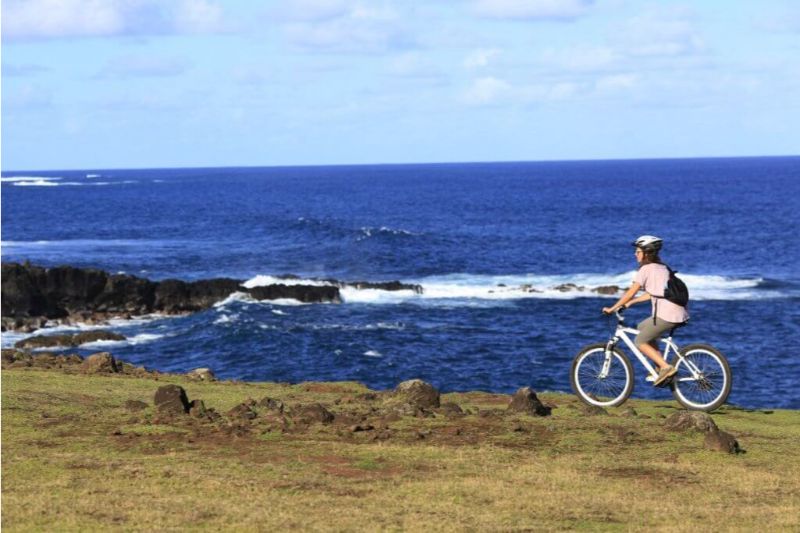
[242,271,791,305]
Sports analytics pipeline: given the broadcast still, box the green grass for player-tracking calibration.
[3,368,800,531]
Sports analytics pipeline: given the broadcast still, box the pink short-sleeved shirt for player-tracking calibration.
[633,263,689,324]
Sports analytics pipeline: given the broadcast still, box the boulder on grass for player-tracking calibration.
[507,387,552,416]
[154,385,190,415]
[393,379,440,409]
[664,411,718,433]
[81,352,119,374]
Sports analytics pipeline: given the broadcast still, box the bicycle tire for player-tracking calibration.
[671,343,731,412]
[571,343,634,407]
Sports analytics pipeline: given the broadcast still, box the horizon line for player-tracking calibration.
[3,153,799,174]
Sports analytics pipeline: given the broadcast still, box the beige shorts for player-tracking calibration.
[635,316,679,346]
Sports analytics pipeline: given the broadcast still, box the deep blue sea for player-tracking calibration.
[2,157,799,408]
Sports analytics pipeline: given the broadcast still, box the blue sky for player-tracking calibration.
[2,0,799,170]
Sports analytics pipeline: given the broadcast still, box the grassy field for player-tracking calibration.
[3,366,800,531]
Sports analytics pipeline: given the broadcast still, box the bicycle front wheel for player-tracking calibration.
[571,343,634,407]
[671,343,731,412]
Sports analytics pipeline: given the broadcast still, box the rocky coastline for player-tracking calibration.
[0,262,423,332]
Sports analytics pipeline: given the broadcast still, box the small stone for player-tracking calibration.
[292,403,334,424]
[186,368,216,381]
[350,424,375,432]
[507,387,552,416]
[227,403,257,420]
[258,397,285,413]
[704,430,742,454]
[189,399,207,418]
[620,407,638,417]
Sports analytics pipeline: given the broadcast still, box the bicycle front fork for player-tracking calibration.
[600,338,619,378]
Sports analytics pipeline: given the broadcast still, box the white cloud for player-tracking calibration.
[462,76,512,105]
[2,0,229,41]
[173,0,226,34]
[613,6,705,57]
[280,2,413,53]
[464,48,501,69]
[594,73,638,94]
[268,0,351,23]
[471,0,594,21]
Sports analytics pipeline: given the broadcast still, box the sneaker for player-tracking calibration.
[653,365,677,386]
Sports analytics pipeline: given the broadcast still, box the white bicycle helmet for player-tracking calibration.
[632,235,663,252]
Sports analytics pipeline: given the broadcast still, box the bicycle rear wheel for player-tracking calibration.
[571,343,634,407]
[671,343,731,411]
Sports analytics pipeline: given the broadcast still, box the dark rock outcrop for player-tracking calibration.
[247,284,341,303]
[507,387,552,416]
[4,263,431,331]
[592,285,621,295]
[2,263,434,332]
[15,331,125,349]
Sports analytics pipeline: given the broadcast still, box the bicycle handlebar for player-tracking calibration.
[602,307,626,322]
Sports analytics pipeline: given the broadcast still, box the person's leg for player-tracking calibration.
[635,318,673,369]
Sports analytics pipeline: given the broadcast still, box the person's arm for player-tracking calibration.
[625,293,651,307]
[602,282,642,314]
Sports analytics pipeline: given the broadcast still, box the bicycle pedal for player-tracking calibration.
[645,374,656,382]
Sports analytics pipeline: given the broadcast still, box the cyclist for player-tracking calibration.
[602,235,689,386]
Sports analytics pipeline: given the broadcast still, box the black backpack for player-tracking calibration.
[662,266,689,307]
[650,265,688,324]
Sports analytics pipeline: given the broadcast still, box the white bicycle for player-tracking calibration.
[570,308,731,411]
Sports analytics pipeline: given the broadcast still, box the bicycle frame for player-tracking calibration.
[599,314,705,382]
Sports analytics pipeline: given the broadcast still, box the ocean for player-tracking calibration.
[2,157,799,408]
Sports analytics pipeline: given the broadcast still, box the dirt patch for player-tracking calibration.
[598,466,699,485]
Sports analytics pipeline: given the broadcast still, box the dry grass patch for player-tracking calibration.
[3,368,800,531]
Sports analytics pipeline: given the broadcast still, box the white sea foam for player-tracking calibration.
[127,333,165,344]
[243,275,333,288]
[86,174,101,178]
[271,309,287,315]
[13,179,61,187]
[214,313,238,325]
[1,176,61,183]
[363,350,383,357]
[242,270,778,304]
[213,291,255,307]
[357,226,415,240]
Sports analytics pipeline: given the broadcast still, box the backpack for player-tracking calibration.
[661,266,689,307]
[651,265,689,324]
